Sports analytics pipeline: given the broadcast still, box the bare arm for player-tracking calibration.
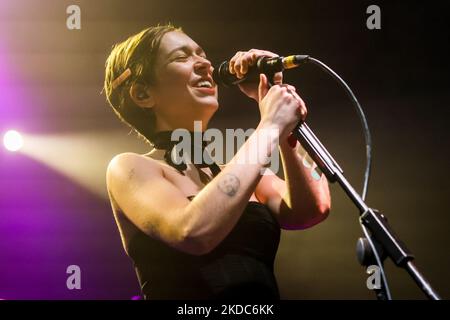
[278,138,331,228]
[228,48,331,229]
[108,69,302,255]
[179,123,280,253]
[107,122,279,256]
[255,139,331,230]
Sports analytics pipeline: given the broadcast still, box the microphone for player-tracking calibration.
[212,54,309,87]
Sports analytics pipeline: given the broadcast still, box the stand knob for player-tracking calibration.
[356,237,373,266]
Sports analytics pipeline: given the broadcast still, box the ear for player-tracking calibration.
[129,83,155,109]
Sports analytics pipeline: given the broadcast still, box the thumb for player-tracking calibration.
[258,73,269,103]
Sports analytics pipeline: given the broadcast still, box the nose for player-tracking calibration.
[194,56,213,75]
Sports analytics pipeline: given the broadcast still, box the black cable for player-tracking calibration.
[306,57,392,299]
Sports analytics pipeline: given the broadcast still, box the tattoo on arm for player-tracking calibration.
[128,168,135,180]
[217,173,240,197]
[302,154,322,181]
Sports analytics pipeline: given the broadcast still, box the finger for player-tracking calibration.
[234,54,245,79]
[258,73,269,102]
[273,72,283,85]
[229,51,243,75]
[299,105,307,121]
[247,52,257,65]
[241,53,257,75]
[294,97,307,121]
[250,49,278,58]
[278,83,295,90]
[284,87,306,119]
[291,89,304,105]
[229,58,236,74]
[240,56,249,75]
[280,84,298,98]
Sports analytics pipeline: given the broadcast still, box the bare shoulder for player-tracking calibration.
[106,152,163,190]
[107,152,154,170]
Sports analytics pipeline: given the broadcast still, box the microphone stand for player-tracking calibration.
[236,59,440,299]
[290,121,441,300]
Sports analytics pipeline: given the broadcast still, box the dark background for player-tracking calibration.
[0,0,449,299]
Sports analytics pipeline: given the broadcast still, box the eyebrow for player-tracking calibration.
[166,45,206,59]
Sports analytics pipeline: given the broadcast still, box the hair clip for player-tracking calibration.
[112,68,132,90]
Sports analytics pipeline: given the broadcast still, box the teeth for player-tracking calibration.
[196,80,212,88]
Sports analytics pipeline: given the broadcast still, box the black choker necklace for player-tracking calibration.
[152,130,221,177]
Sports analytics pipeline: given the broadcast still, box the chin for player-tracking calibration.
[195,97,219,111]
[188,86,218,109]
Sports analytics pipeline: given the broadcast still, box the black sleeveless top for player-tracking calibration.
[127,196,281,300]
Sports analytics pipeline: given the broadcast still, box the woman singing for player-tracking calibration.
[103,24,331,299]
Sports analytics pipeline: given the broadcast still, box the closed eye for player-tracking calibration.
[173,55,188,61]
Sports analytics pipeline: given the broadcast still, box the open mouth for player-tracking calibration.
[192,76,217,91]
[194,79,214,89]
[191,77,217,96]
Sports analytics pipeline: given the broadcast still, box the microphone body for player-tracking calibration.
[212,54,309,87]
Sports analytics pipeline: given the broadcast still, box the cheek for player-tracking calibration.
[156,65,194,105]
[158,64,191,89]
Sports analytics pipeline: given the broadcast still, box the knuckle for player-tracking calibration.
[268,86,278,94]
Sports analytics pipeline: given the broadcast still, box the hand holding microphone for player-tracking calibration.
[222,49,283,101]
[214,49,308,142]
[258,73,307,143]
[212,49,309,87]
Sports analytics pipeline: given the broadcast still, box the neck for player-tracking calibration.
[153,113,211,132]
